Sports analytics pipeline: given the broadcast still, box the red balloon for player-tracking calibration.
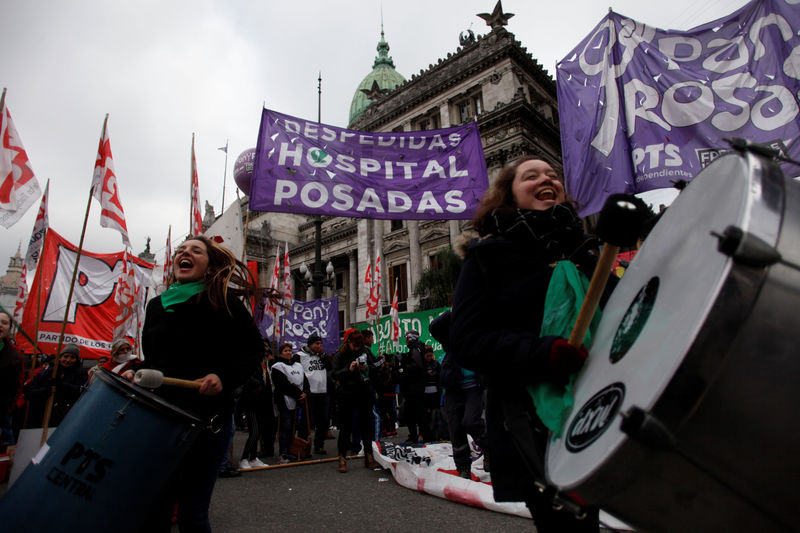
[234,148,256,195]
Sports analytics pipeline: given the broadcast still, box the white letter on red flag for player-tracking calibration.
[0,93,41,228]
[190,134,203,236]
[92,114,131,248]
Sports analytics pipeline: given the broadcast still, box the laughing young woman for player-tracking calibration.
[449,157,603,533]
[127,235,274,533]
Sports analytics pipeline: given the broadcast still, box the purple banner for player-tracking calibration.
[258,297,340,355]
[557,0,800,216]
[249,108,489,220]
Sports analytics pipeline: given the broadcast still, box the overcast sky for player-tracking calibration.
[1,0,750,272]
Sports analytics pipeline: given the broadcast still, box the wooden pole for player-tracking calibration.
[568,243,619,347]
[41,182,95,444]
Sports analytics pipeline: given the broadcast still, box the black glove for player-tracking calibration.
[549,338,588,385]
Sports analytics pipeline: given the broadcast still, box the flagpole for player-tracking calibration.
[241,198,250,264]
[190,133,195,236]
[41,183,94,443]
[220,139,229,213]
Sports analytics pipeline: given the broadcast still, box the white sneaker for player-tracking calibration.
[238,459,252,470]
[249,458,267,468]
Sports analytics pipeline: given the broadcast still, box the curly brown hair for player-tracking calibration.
[472,156,565,236]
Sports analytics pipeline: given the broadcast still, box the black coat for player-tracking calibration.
[397,340,427,396]
[25,361,88,426]
[450,233,606,502]
[332,347,379,396]
[140,292,264,421]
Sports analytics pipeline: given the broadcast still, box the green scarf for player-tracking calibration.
[0,340,5,352]
[161,280,206,311]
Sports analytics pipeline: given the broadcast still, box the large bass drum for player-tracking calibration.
[546,151,800,532]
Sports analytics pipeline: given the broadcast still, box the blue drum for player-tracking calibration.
[0,369,203,533]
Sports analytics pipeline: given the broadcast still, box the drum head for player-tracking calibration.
[95,369,203,424]
[546,152,781,490]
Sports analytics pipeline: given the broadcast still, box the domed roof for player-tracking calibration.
[348,30,406,126]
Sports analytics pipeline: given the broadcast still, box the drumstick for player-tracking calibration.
[134,369,202,390]
[568,194,647,347]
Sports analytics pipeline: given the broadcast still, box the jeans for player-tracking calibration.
[337,392,373,456]
[276,401,296,456]
[444,386,487,468]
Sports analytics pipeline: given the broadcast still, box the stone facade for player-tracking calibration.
[244,10,560,333]
[0,246,23,315]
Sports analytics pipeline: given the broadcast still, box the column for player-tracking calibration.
[407,221,422,307]
[448,220,460,250]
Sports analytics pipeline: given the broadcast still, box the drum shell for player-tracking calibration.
[546,154,800,532]
[0,369,203,533]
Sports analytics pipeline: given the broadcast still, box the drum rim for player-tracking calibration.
[546,151,786,490]
[94,368,204,424]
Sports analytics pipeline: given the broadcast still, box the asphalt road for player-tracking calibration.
[206,430,534,533]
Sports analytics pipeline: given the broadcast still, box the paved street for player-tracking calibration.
[206,430,534,532]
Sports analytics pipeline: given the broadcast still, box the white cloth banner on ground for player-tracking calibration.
[372,440,634,530]
[372,440,531,518]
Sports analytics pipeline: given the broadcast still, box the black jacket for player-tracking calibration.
[450,233,609,502]
[332,347,379,396]
[140,292,264,421]
[396,340,427,396]
[25,360,88,426]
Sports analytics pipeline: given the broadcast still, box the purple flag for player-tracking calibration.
[249,108,489,220]
[557,0,800,216]
[258,296,340,355]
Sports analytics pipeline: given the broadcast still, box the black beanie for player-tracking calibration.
[307,333,322,346]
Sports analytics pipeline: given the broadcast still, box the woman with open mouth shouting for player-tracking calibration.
[124,235,279,533]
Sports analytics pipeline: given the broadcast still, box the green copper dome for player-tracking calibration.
[348,30,406,126]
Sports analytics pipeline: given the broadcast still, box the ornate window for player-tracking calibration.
[389,263,408,302]
[452,88,484,124]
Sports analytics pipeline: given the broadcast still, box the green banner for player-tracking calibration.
[354,306,449,361]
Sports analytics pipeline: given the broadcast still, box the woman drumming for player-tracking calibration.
[127,235,269,533]
[449,157,602,532]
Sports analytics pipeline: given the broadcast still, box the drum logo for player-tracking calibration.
[566,382,625,452]
[610,277,659,363]
[44,441,115,501]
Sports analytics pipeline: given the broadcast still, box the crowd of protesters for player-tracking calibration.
[0,316,465,476]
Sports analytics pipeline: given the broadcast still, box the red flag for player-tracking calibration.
[190,134,203,236]
[92,114,131,248]
[371,255,381,314]
[282,242,292,303]
[113,249,138,343]
[163,225,172,286]
[15,229,154,359]
[364,262,374,319]
[13,179,49,322]
[13,264,28,324]
[0,93,41,228]
[390,281,400,346]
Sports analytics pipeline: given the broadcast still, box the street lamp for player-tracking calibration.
[298,219,335,299]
